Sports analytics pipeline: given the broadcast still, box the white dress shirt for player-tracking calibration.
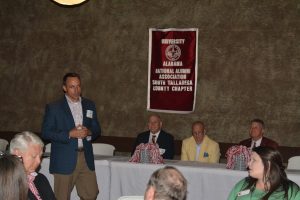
[66,95,83,148]
[251,137,262,149]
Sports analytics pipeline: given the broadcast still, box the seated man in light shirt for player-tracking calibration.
[181,121,220,163]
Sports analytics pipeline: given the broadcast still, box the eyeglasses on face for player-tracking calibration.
[193,132,205,136]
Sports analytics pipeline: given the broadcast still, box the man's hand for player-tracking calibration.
[69,125,90,139]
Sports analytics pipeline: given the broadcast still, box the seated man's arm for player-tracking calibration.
[181,140,188,161]
[208,142,220,163]
[163,135,174,159]
[270,139,279,149]
[239,138,250,147]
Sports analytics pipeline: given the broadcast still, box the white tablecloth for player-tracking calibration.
[110,160,300,200]
[40,156,111,200]
[110,160,247,200]
[41,157,300,200]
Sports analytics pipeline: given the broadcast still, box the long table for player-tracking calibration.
[40,157,300,200]
[110,160,247,200]
[40,156,115,200]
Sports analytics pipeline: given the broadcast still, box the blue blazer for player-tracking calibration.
[132,130,175,159]
[42,96,101,174]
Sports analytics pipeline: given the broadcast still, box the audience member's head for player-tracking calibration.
[0,153,28,200]
[148,114,163,134]
[249,118,265,141]
[247,146,288,199]
[10,131,44,174]
[144,166,187,200]
[192,121,206,145]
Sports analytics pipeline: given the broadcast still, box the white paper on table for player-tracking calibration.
[159,148,165,155]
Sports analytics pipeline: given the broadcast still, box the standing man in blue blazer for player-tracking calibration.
[42,72,101,200]
[132,114,175,159]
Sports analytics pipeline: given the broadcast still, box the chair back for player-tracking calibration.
[287,156,300,170]
[92,143,115,156]
[45,143,51,153]
[118,196,144,200]
[0,139,8,151]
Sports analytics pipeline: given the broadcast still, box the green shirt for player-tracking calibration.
[228,178,300,200]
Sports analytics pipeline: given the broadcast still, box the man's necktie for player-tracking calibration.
[152,135,156,144]
[253,141,256,148]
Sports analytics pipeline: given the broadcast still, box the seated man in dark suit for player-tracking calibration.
[132,114,175,159]
[239,118,279,149]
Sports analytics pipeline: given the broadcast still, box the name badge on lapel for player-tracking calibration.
[237,189,250,196]
[86,110,93,118]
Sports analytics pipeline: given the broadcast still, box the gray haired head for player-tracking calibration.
[9,131,44,154]
[146,166,187,200]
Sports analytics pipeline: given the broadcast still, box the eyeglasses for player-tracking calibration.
[193,132,205,136]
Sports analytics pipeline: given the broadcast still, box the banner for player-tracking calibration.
[147,28,198,113]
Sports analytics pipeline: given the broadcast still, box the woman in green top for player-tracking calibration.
[228,146,300,200]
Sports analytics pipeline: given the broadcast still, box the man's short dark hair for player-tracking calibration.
[251,118,265,128]
[147,166,187,200]
[63,72,81,85]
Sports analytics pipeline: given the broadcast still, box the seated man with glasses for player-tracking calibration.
[181,121,220,163]
[10,131,56,200]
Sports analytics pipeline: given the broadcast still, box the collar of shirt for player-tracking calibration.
[27,172,38,183]
[252,137,263,148]
[30,172,38,177]
[65,94,83,127]
[65,94,82,104]
[149,131,160,142]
